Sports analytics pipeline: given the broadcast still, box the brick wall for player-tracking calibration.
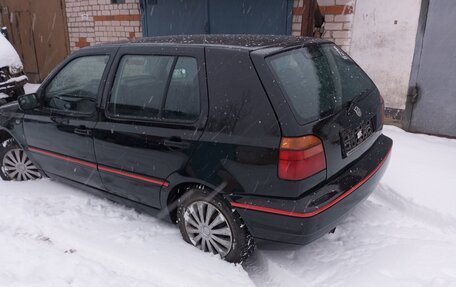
[65,0,355,53]
[292,0,304,36]
[320,0,355,53]
[65,0,142,52]
[293,0,356,53]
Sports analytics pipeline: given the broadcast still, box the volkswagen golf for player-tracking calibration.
[0,35,392,263]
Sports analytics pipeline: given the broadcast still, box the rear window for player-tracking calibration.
[267,44,375,124]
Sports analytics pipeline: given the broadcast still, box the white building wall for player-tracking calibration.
[350,0,422,110]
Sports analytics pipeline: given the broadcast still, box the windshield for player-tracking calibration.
[267,43,376,124]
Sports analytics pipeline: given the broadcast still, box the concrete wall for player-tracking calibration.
[350,0,422,110]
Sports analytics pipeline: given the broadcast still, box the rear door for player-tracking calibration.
[94,45,207,208]
[24,50,115,188]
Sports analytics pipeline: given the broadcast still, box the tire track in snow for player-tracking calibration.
[243,183,456,287]
[372,183,456,235]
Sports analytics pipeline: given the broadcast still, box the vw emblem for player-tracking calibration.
[353,106,362,117]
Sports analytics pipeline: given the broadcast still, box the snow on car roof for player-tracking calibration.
[0,34,21,69]
[86,34,329,52]
[130,34,324,49]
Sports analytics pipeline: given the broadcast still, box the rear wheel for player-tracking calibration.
[177,188,255,263]
[0,140,41,181]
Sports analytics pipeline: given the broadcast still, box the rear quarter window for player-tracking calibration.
[267,44,375,124]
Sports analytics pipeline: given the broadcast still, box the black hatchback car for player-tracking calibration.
[0,35,392,263]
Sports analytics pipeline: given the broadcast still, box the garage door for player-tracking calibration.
[409,0,456,137]
[141,0,293,37]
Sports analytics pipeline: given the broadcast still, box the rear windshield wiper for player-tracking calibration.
[347,88,373,114]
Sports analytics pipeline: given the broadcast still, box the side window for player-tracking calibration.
[108,55,174,119]
[44,55,109,114]
[163,57,200,121]
[108,55,201,122]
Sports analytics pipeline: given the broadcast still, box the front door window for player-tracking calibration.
[44,55,109,114]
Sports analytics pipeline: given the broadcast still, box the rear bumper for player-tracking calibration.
[230,134,393,245]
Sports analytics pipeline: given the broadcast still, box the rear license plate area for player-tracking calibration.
[340,117,375,157]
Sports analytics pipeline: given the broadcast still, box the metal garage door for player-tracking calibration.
[141,0,292,37]
[409,0,456,137]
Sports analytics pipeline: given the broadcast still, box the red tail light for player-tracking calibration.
[379,95,385,125]
[278,135,326,181]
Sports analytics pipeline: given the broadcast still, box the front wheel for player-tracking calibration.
[0,140,42,181]
[177,188,255,263]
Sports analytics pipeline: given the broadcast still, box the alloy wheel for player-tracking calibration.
[2,148,41,181]
[184,201,233,257]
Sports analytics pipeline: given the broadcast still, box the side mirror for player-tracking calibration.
[18,93,40,111]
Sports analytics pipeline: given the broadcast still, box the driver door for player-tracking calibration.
[24,52,114,188]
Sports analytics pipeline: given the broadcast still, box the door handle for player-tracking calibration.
[74,127,92,136]
[51,116,69,125]
[163,137,190,149]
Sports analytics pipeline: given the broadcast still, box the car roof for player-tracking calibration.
[86,34,330,53]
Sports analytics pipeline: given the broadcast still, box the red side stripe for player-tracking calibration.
[98,165,169,187]
[28,147,97,169]
[28,147,169,187]
[231,148,392,218]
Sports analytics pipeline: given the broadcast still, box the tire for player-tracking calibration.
[0,139,42,181]
[177,188,255,263]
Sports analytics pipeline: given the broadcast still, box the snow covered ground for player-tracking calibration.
[0,126,455,287]
[0,83,40,99]
[24,83,41,95]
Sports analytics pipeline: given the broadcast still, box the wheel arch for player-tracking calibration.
[0,127,46,178]
[0,129,17,146]
[161,174,222,223]
[0,117,28,148]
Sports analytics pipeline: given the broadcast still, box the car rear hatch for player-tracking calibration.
[253,42,385,182]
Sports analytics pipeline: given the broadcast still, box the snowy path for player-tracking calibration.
[0,180,253,287]
[0,126,455,286]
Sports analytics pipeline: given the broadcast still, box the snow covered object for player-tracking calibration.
[0,32,27,101]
